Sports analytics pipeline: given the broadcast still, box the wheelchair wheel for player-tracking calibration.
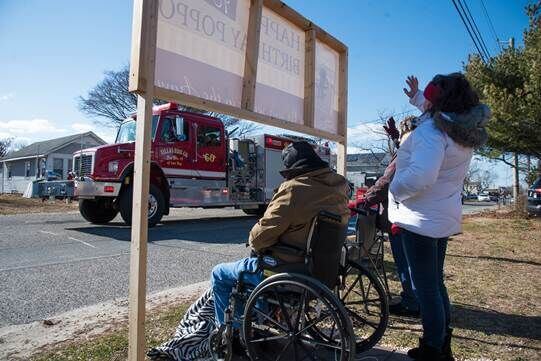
[340,261,389,353]
[243,273,355,361]
[209,326,233,361]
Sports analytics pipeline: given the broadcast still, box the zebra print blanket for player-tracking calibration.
[148,289,216,361]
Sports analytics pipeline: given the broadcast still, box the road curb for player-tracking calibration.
[0,281,210,360]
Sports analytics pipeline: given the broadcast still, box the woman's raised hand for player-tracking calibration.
[403,75,419,98]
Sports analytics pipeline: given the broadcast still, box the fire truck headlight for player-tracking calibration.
[108,161,119,174]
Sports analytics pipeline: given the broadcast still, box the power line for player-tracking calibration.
[451,0,488,63]
[479,0,503,51]
[456,0,491,60]
[461,0,492,58]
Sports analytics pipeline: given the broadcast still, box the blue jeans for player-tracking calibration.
[401,229,451,351]
[389,233,419,311]
[211,257,263,326]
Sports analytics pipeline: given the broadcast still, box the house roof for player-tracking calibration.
[347,152,389,165]
[0,132,106,161]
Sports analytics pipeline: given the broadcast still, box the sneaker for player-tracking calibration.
[388,302,420,317]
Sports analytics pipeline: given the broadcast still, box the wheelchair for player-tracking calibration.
[210,211,389,361]
[348,205,391,299]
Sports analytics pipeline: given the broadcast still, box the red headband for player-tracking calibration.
[423,82,442,103]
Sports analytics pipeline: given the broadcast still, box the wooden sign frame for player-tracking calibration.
[127,0,348,359]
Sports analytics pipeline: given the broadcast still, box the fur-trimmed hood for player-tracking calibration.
[433,104,491,148]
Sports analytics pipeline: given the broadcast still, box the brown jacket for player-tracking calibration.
[249,168,350,263]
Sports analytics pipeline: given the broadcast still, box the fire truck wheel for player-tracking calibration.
[119,184,165,227]
[79,199,119,224]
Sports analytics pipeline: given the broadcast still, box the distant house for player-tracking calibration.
[346,152,391,187]
[0,132,106,194]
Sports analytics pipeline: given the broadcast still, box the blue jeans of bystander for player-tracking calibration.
[389,233,419,311]
[401,229,451,351]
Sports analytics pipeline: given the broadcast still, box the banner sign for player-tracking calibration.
[155,0,250,108]
[254,6,305,124]
[132,0,348,142]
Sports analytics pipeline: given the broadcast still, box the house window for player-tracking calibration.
[68,159,73,173]
[25,161,31,177]
[7,164,12,179]
[53,158,64,178]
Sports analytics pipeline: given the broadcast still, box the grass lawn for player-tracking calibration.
[32,212,541,360]
[382,212,541,360]
[32,304,190,361]
[0,194,77,215]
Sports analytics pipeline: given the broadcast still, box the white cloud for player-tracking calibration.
[347,122,389,153]
[71,122,95,133]
[0,118,66,135]
[71,122,115,144]
[0,92,15,101]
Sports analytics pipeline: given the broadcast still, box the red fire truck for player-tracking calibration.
[73,103,330,226]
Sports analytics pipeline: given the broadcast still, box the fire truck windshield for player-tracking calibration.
[115,116,159,143]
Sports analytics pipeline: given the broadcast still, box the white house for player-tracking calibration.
[0,132,106,194]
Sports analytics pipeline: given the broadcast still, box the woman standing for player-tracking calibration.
[389,73,490,360]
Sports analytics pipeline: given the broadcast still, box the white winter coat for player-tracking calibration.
[388,91,489,238]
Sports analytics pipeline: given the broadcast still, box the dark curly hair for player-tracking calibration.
[430,72,479,114]
[399,115,418,135]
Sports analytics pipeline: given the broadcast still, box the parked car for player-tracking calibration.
[44,170,61,181]
[527,177,541,216]
[477,192,491,202]
[488,192,500,202]
[466,193,478,200]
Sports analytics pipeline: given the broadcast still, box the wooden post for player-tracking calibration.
[336,49,348,176]
[127,0,158,360]
[304,28,316,128]
[241,0,263,111]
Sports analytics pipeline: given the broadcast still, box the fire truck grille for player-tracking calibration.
[74,155,93,177]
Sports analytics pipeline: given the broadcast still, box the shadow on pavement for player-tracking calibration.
[66,216,257,244]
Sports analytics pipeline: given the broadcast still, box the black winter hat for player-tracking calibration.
[279,141,328,179]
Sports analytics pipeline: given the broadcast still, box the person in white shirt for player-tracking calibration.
[389,73,490,360]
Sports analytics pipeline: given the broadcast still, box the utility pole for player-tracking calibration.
[507,37,521,205]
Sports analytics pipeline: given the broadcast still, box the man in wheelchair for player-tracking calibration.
[211,141,350,329]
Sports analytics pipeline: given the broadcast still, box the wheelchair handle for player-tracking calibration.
[350,207,377,216]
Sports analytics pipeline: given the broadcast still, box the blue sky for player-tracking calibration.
[0,0,532,185]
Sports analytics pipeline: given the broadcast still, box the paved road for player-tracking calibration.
[462,201,499,214]
[0,209,254,327]
[0,202,497,328]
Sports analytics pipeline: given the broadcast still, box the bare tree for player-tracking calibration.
[78,66,137,126]
[78,65,260,136]
[11,140,28,152]
[0,138,12,158]
[476,169,496,191]
[351,109,418,157]
[463,161,481,193]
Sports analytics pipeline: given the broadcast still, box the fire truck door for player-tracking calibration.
[155,115,195,178]
[193,121,226,179]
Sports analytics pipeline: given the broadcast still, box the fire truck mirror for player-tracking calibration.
[174,116,187,141]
